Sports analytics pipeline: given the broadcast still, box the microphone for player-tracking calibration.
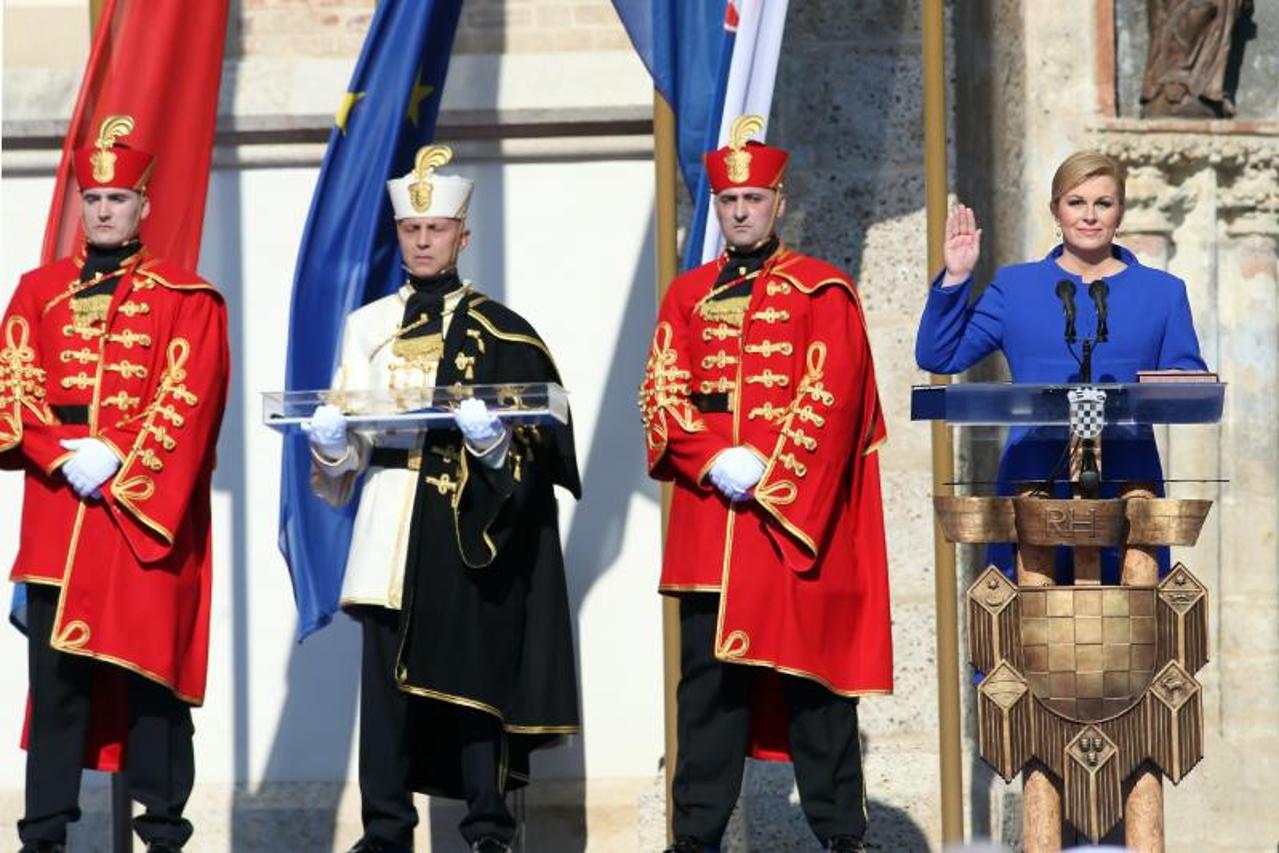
[1056,279,1077,343]
[1089,279,1109,342]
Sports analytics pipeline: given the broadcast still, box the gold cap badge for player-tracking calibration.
[408,144,453,213]
[90,115,135,184]
[725,114,765,184]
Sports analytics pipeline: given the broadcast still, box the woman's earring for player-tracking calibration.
[1054,223,1062,239]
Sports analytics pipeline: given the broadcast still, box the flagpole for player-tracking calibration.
[923,0,963,845]
[653,88,681,845]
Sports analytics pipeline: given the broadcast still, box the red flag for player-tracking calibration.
[40,0,229,268]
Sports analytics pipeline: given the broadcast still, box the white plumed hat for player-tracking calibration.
[386,144,473,220]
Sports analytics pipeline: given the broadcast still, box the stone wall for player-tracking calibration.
[1094,122,1279,851]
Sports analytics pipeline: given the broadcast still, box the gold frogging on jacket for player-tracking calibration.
[1,316,51,449]
[702,324,739,342]
[752,307,790,324]
[90,115,135,184]
[746,369,789,389]
[758,342,835,493]
[724,115,765,184]
[639,321,705,453]
[744,340,793,358]
[108,330,152,349]
[408,144,453,213]
[115,338,199,483]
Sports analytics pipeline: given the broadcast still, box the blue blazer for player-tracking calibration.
[915,244,1207,581]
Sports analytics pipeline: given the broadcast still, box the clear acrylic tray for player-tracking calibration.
[262,382,568,433]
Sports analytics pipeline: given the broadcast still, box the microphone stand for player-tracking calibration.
[1075,281,1110,499]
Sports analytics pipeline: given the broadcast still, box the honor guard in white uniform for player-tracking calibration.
[305,146,514,853]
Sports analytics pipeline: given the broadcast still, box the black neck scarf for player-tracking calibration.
[400,270,462,339]
[712,234,781,293]
[79,240,142,294]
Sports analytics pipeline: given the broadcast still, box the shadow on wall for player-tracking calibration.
[216,0,365,847]
[498,210,660,850]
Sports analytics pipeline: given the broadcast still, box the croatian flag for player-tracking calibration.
[613,0,789,270]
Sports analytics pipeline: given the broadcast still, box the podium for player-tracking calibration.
[913,381,1225,848]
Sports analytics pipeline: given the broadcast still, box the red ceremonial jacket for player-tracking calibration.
[1,246,228,720]
[641,245,893,703]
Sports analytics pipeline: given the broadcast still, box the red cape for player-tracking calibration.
[641,247,893,759]
[3,249,229,769]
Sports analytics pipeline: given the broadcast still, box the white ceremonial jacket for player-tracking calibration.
[311,283,468,610]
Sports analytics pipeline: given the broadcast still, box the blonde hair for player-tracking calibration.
[1050,151,1126,209]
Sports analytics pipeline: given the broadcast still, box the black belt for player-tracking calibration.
[370,447,422,470]
[690,392,733,414]
[52,404,90,425]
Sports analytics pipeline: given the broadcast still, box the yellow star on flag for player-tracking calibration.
[407,67,435,128]
[336,91,367,135]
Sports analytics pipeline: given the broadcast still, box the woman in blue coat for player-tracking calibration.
[915,151,1208,584]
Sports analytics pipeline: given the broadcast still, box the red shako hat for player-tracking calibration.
[704,114,788,193]
[73,115,155,191]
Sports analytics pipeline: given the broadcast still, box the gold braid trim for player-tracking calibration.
[1,315,52,450]
[638,321,705,463]
[110,338,201,543]
[752,342,838,557]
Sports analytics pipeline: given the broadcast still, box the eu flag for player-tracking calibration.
[278,0,463,639]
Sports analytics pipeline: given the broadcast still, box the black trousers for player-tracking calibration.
[671,594,867,846]
[355,606,515,848]
[19,584,194,847]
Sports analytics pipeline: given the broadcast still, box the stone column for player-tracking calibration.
[1216,197,1279,745]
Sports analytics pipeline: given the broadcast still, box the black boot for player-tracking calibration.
[346,839,413,853]
[19,843,67,853]
[470,838,511,853]
[146,844,184,853]
[663,838,709,853]
[826,837,867,852]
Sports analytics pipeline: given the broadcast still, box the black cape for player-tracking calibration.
[396,291,582,798]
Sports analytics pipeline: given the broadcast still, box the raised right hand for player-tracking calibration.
[941,203,982,286]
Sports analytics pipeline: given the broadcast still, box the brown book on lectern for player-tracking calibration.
[1136,369,1220,384]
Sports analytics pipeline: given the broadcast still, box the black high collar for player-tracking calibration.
[81,240,141,283]
[724,235,780,265]
[406,269,462,296]
[715,235,780,287]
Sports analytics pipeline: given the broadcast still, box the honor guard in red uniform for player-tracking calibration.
[640,116,893,853]
[1,116,230,852]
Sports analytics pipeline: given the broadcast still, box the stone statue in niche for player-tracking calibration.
[1140,0,1253,117]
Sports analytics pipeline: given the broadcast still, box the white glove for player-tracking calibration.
[301,404,349,459]
[707,446,765,502]
[454,398,505,450]
[60,438,121,499]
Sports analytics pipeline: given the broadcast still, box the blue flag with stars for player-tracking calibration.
[278,0,463,640]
